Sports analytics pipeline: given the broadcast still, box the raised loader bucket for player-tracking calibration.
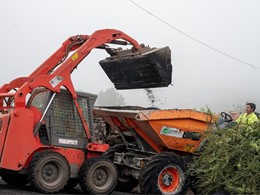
[99,46,172,89]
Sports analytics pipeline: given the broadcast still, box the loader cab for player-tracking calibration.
[27,87,97,149]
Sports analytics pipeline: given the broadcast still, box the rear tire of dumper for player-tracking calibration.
[79,157,117,194]
[28,151,70,193]
[139,152,189,195]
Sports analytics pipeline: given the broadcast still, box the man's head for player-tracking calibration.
[246,103,256,114]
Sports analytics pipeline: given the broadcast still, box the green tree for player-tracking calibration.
[189,123,260,195]
[96,88,126,106]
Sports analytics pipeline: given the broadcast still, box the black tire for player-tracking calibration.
[0,170,28,187]
[79,157,117,194]
[139,152,189,195]
[28,151,70,193]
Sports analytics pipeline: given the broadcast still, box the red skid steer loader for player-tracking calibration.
[0,29,172,194]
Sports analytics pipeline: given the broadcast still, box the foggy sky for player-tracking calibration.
[1,0,260,113]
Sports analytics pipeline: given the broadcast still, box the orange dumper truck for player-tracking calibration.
[91,106,216,194]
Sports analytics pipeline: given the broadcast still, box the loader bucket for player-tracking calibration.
[99,46,172,89]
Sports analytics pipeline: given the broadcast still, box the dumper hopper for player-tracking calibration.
[99,46,172,89]
[94,107,215,154]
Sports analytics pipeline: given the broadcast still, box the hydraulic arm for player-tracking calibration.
[0,28,172,140]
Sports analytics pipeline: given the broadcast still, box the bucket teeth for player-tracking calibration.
[99,46,172,89]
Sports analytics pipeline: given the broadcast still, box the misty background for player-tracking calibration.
[1,0,260,113]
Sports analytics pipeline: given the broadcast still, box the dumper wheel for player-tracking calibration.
[79,157,117,194]
[28,151,70,193]
[0,170,28,187]
[139,152,189,195]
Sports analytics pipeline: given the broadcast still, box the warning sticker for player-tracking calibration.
[71,52,79,61]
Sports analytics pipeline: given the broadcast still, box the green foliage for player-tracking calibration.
[189,123,260,195]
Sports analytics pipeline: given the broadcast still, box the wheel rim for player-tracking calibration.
[91,165,113,190]
[158,166,180,193]
[40,162,63,186]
